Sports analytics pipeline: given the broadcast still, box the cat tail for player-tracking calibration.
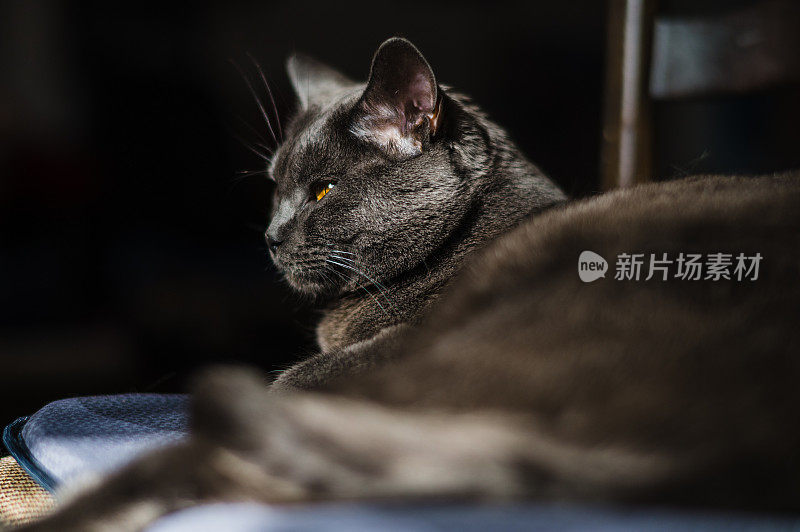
[191,366,687,504]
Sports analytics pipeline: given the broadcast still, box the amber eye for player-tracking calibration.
[311,180,337,202]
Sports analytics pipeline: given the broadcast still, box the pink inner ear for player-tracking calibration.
[408,73,435,113]
[397,73,435,135]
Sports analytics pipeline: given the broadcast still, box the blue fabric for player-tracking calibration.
[145,502,800,532]
[3,394,189,491]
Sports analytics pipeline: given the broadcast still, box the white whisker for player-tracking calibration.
[326,257,394,314]
[325,262,387,316]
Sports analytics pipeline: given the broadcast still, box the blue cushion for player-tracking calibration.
[3,394,188,491]
[145,502,800,532]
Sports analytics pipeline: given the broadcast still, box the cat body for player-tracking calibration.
[17,38,800,531]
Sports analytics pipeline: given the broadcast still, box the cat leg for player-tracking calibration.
[271,324,409,391]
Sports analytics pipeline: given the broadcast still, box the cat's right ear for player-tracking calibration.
[350,38,441,161]
[287,53,355,110]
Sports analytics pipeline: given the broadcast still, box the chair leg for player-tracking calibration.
[601,0,656,189]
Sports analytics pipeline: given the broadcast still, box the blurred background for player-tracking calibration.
[1,0,799,429]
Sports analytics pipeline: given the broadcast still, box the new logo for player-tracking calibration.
[578,251,608,282]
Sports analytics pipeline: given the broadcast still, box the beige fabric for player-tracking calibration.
[0,456,54,527]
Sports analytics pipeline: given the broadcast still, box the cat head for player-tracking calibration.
[264,37,551,296]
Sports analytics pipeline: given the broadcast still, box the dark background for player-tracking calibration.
[1,1,799,429]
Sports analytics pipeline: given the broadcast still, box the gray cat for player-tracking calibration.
[18,38,800,532]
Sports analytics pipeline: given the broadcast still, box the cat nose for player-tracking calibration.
[266,235,283,253]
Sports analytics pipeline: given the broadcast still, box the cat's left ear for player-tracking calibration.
[351,38,442,160]
[287,53,356,110]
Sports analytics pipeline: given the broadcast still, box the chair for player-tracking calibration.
[601,0,800,189]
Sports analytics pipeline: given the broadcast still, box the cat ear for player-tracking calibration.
[351,37,441,159]
[286,53,355,110]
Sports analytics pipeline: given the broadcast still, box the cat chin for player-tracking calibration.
[283,269,341,298]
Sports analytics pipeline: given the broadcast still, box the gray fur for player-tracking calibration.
[17,38,800,531]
